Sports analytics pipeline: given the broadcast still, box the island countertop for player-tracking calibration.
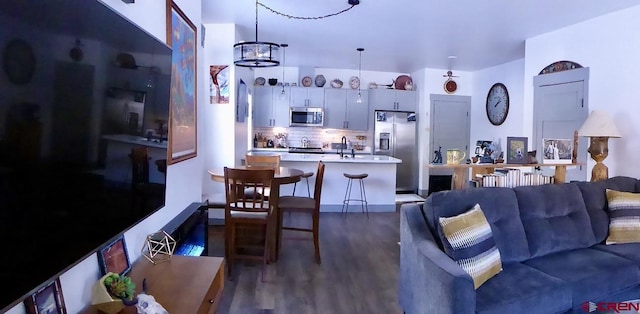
[102,134,167,149]
[248,152,402,164]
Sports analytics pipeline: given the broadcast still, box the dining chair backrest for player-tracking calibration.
[223,167,275,214]
[245,154,280,169]
[129,146,151,188]
[312,161,326,208]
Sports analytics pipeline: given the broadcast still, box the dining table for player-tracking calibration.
[208,166,304,261]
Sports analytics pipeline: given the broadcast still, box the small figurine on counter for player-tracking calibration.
[432,146,443,164]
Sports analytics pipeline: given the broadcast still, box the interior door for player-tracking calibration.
[430,95,471,160]
[533,79,588,182]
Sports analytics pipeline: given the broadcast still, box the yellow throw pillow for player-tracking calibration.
[439,204,503,289]
[605,189,640,244]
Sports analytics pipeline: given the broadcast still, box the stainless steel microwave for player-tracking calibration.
[290,107,324,127]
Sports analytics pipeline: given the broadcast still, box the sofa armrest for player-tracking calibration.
[400,204,475,314]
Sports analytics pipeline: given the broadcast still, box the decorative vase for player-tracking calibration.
[91,273,125,314]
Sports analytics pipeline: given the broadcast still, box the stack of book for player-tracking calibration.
[474,168,555,188]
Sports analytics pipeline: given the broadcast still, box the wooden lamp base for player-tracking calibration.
[588,136,610,182]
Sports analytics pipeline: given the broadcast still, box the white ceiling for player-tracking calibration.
[203,0,639,73]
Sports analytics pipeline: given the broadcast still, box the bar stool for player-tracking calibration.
[293,171,314,197]
[341,173,369,218]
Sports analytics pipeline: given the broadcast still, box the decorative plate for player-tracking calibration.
[330,79,343,88]
[3,38,36,85]
[301,76,313,87]
[444,78,457,94]
[349,76,360,89]
[394,75,413,90]
[314,74,326,87]
[254,77,266,86]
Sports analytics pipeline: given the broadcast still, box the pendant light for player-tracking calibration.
[278,43,288,100]
[233,0,280,67]
[356,48,364,103]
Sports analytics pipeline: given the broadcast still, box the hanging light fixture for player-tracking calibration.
[278,43,288,99]
[233,0,280,67]
[356,48,364,103]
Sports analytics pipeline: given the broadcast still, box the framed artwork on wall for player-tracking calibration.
[97,234,131,276]
[506,137,528,164]
[210,65,229,104]
[24,278,66,314]
[166,0,197,164]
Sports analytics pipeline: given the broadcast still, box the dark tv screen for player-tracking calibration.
[0,0,171,310]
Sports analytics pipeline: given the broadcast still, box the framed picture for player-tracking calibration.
[506,137,528,164]
[97,234,131,276]
[209,65,229,104]
[542,138,573,164]
[24,278,66,314]
[166,0,197,164]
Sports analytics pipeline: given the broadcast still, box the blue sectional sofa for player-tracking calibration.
[400,176,640,314]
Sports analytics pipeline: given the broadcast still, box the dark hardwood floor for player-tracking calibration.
[208,212,402,314]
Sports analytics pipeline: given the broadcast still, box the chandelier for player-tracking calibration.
[234,0,360,68]
[233,0,280,67]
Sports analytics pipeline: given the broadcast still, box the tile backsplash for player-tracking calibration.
[254,127,371,150]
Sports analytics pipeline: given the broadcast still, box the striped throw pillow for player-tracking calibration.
[606,189,640,244]
[439,204,503,289]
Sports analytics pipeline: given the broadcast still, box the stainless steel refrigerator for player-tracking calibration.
[374,110,418,193]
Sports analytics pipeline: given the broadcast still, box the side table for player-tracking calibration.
[81,255,224,314]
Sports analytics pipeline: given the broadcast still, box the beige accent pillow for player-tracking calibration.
[606,189,640,244]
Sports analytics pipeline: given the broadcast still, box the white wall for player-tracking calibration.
[5,1,204,313]
[524,5,640,179]
[471,59,526,156]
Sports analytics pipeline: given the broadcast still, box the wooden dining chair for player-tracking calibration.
[244,154,280,199]
[224,167,275,281]
[245,154,280,168]
[129,146,164,215]
[277,161,325,264]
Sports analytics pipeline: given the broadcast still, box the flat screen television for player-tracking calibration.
[0,0,171,310]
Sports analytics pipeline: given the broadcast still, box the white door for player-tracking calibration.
[430,95,471,160]
[533,71,589,182]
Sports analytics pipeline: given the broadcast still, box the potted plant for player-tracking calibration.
[91,272,137,313]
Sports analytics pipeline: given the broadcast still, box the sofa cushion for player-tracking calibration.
[593,243,640,264]
[523,248,640,308]
[574,176,639,243]
[605,189,640,244]
[425,188,530,263]
[514,183,596,258]
[476,262,571,314]
[439,204,503,289]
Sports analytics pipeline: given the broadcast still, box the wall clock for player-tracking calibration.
[3,39,36,85]
[485,83,509,126]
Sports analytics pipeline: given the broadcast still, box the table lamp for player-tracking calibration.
[577,110,621,182]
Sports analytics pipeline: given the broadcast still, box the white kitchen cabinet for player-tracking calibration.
[253,86,290,128]
[369,89,416,111]
[324,89,369,130]
[290,87,324,107]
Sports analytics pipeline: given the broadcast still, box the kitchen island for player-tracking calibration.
[274,153,402,212]
[102,134,167,185]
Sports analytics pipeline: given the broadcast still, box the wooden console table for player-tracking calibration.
[82,255,224,314]
[427,163,580,190]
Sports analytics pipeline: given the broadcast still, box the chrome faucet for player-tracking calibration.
[340,136,347,158]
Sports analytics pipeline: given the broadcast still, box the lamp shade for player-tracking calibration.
[578,110,621,138]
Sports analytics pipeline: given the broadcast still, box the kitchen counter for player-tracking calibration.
[102,134,167,184]
[278,154,402,212]
[102,134,168,149]
[280,153,401,163]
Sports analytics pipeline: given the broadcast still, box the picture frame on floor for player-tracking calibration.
[97,234,131,276]
[506,137,528,164]
[24,278,66,314]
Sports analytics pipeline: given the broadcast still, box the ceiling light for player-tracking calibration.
[233,0,280,67]
[356,48,364,103]
[278,44,288,100]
